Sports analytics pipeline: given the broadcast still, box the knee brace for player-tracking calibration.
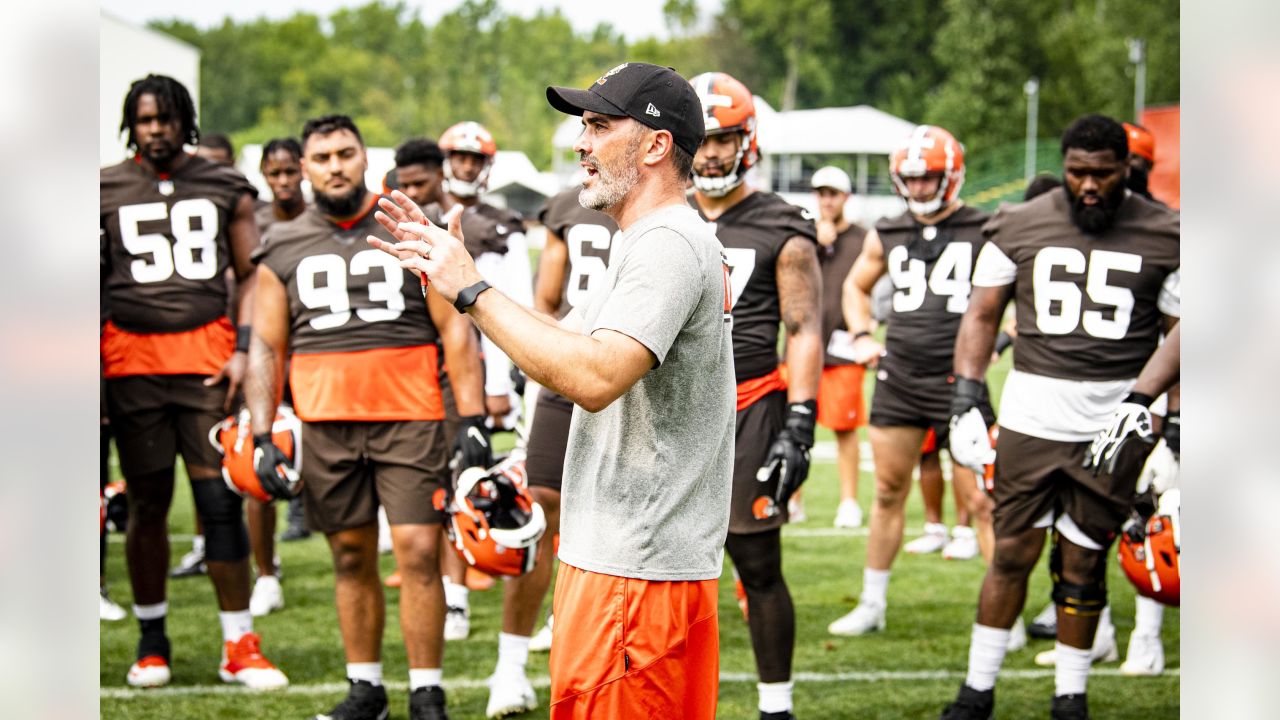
[191,479,249,562]
[1049,532,1107,618]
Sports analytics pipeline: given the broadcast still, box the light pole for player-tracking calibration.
[1024,77,1039,181]
[1128,37,1146,121]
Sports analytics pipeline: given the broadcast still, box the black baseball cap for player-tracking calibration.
[547,62,705,157]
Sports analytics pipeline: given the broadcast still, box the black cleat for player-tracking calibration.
[1028,603,1058,639]
[761,712,796,720]
[314,679,388,720]
[410,685,449,720]
[940,685,994,720]
[1050,693,1091,720]
[169,548,207,578]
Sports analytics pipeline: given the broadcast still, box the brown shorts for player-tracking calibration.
[993,427,1135,547]
[730,389,788,534]
[817,363,867,432]
[525,390,574,491]
[549,563,719,720]
[300,420,449,534]
[103,374,226,478]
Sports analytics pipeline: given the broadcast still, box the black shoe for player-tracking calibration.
[1050,693,1091,720]
[410,685,449,720]
[314,679,388,720]
[281,523,312,542]
[761,712,796,720]
[940,685,993,720]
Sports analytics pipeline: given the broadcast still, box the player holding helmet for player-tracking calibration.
[690,71,823,720]
[940,114,1179,720]
[246,114,487,720]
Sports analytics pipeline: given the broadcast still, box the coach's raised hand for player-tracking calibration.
[368,190,483,304]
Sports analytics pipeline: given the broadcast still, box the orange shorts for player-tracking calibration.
[549,563,719,720]
[817,363,867,431]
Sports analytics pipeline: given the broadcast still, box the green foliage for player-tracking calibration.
[145,0,1177,172]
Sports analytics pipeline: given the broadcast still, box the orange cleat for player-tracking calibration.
[385,570,402,588]
[219,632,288,690]
[126,655,171,688]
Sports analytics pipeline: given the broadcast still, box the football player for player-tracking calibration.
[393,137,447,209]
[940,114,1179,720]
[1121,122,1158,201]
[830,126,1005,642]
[196,132,235,166]
[100,75,286,689]
[808,166,868,529]
[242,137,309,618]
[480,184,618,716]
[246,114,486,720]
[423,121,532,640]
[689,71,822,720]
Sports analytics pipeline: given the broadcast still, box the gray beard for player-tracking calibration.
[578,160,638,211]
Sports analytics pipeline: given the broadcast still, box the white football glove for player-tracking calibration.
[949,407,996,473]
[1085,401,1153,476]
[1137,438,1179,495]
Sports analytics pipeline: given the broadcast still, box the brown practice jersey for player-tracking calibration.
[256,201,444,422]
[424,201,525,258]
[253,200,276,235]
[697,191,817,383]
[982,188,1179,381]
[537,187,618,320]
[818,224,866,366]
[100,155,257,333]
[876,205,989,376]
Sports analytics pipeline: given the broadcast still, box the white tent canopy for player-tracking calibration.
[755,102,916,156]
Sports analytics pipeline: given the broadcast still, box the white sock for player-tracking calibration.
[1054,642,1092,696]
[347,662,383,686]
[133,601,168,620]
[1133,596,1164,637]
[860,568,891,606]
[443,578,469,609]
[191,535,205,554]
[409,667,443,690]
[757,680,794,713]
[218,610,253,643]
[497,633,531,674]
[964,624,1011,691]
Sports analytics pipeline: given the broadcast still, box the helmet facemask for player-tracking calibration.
[443,152,492,199]
[693,130,750,198]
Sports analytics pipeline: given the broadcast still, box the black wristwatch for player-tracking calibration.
[453,280,492,313]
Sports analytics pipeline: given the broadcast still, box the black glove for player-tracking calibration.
[1162,410,1179,456]
[756,400,816,507]
[949,376,994,420]
[948,377,997,472]
[510,366,527,397]
[1083,392,1155,476]
[252,433,301,500]
[453,415,493,470]
[993,331,1014,357]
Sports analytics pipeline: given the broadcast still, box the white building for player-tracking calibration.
[100,12,200,167]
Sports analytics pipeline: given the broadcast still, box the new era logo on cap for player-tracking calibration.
[546,62,706,157]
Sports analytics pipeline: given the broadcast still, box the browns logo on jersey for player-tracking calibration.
[255,203,445,422]
[983,187,1179,381]
[100,154,257,334]
[875,205,989,375]
[695,191,816,383]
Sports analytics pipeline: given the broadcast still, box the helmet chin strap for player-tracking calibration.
[444,158,491,198]
[693,144,747,198]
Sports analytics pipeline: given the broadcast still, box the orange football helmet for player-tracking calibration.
[690,71,758,197]
[890,125,966,216]
[447,456,546,577]
[208,406,302,503]
[439,121,497,198]
[1118,489,1180,606]
[1123,122,1156,163]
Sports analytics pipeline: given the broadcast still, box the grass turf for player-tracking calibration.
[100,356,1179,718]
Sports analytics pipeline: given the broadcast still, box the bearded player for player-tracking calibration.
[100,74,287,689]
[940,115,1179,720]
[247,114,487,720]
[690,71,822,720]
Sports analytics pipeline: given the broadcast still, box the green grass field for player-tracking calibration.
[100,356,1179,718]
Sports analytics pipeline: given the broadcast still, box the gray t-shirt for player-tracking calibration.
[558,204,735,581]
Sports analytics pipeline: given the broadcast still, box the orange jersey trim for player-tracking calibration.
[289,344,444,422]
[735,366,787,412]
[101,317,233,378]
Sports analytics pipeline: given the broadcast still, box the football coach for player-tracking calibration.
[368,62,735,719]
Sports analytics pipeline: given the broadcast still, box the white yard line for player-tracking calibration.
[100,667,1178,699]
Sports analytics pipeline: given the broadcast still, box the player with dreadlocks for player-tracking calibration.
[100,74,288,689]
